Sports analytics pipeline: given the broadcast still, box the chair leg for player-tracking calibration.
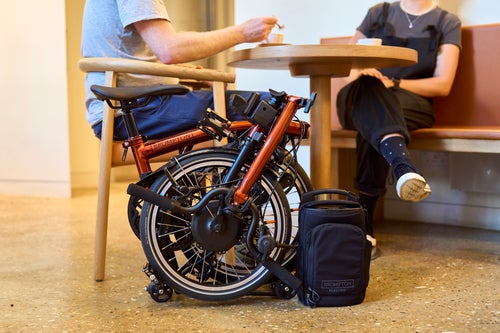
[94,104,115,281]
[94,168,111,281]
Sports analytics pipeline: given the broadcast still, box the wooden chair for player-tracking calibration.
[78,57,236,281]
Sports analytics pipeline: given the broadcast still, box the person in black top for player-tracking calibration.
[336,0,462,259]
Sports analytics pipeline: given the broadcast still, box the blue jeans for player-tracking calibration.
[336,75,434,196]
[92,89,270,141]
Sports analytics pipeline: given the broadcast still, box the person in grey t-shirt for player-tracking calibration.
[81,0,278,140]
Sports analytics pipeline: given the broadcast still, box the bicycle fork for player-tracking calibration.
[232,95,306,205]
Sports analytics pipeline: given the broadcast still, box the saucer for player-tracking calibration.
[257,43,291,47]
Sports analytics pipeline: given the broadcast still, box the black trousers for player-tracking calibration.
[336,75,434,196]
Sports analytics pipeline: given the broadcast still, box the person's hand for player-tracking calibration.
[238,16,279,43]
[358,68,393,88]
[358,68,385,80]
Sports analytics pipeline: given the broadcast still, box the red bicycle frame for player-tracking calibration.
[125,119,309,178]
[232,95,308,205]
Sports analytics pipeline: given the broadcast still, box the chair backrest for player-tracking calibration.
[433,23,500,126]
[318,36,352,130]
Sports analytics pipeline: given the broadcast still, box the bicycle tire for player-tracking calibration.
[274,158,313,268]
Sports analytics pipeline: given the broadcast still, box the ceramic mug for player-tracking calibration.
[267,33,284,44]
[356,38,382,46]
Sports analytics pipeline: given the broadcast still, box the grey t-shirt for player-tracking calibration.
[81,0,178,127]
[357,1,462,47]
[356,1,461,79]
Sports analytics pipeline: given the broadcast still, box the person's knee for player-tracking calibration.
[92,123,102,139]
[358,75,384,88]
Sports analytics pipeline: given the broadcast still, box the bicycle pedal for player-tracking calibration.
[197,109,233,141]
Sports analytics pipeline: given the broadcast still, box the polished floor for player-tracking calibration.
[1,182,499,333]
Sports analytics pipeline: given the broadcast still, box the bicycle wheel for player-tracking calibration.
[139,150,291,301]
[274,158,313,268]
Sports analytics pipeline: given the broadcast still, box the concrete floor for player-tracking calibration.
[1,182,499,333]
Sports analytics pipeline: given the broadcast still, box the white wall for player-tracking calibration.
[234,0,500,95]
[67,0,102,193]
[0,0,232,197]
[234,0,500,230]
[0,1,71,197]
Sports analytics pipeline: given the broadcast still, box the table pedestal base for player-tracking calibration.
[309,75,333,189]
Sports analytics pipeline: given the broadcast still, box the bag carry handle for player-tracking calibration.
[301,199,361,210]
[301,188,359,205]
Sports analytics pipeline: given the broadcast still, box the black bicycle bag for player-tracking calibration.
[296,189,371,307]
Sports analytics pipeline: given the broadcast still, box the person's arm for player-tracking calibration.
[393,43,460,97]
[134,17,278,64]
[347,30,460,98]
[349,30,366,45]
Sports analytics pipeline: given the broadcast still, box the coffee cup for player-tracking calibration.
[356,38,382,46]
[267,33,284,44]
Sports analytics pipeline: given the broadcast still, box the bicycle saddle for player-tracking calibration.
[90,84,190,102]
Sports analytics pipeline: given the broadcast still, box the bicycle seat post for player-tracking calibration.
[116,99,152,175]
[120,100,142,139]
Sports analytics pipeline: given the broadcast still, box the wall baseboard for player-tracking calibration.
[0,180,71,198]
[384,199,500,231]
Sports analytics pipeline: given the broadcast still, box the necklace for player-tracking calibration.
[404,10,420,29]
[400,1,436,29]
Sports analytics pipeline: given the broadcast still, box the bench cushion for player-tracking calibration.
[332,127,500,141]
[410,127,500,140]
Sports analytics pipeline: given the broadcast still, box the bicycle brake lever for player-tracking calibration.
[121,142,129,161]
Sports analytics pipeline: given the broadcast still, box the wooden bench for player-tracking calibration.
[320,23,500,193]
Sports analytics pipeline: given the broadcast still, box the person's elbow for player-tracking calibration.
[434,45,460,96]
[428,72,456,97]
[153,45,183,64]
[135,21,186,64]
[157,52,178,64]
[439,87,453,97]
[435,79,455,97]
[433,86,452,97]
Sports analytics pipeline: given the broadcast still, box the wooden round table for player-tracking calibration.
[227,44,417,189]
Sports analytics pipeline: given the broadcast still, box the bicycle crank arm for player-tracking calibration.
[245,202,303,291]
